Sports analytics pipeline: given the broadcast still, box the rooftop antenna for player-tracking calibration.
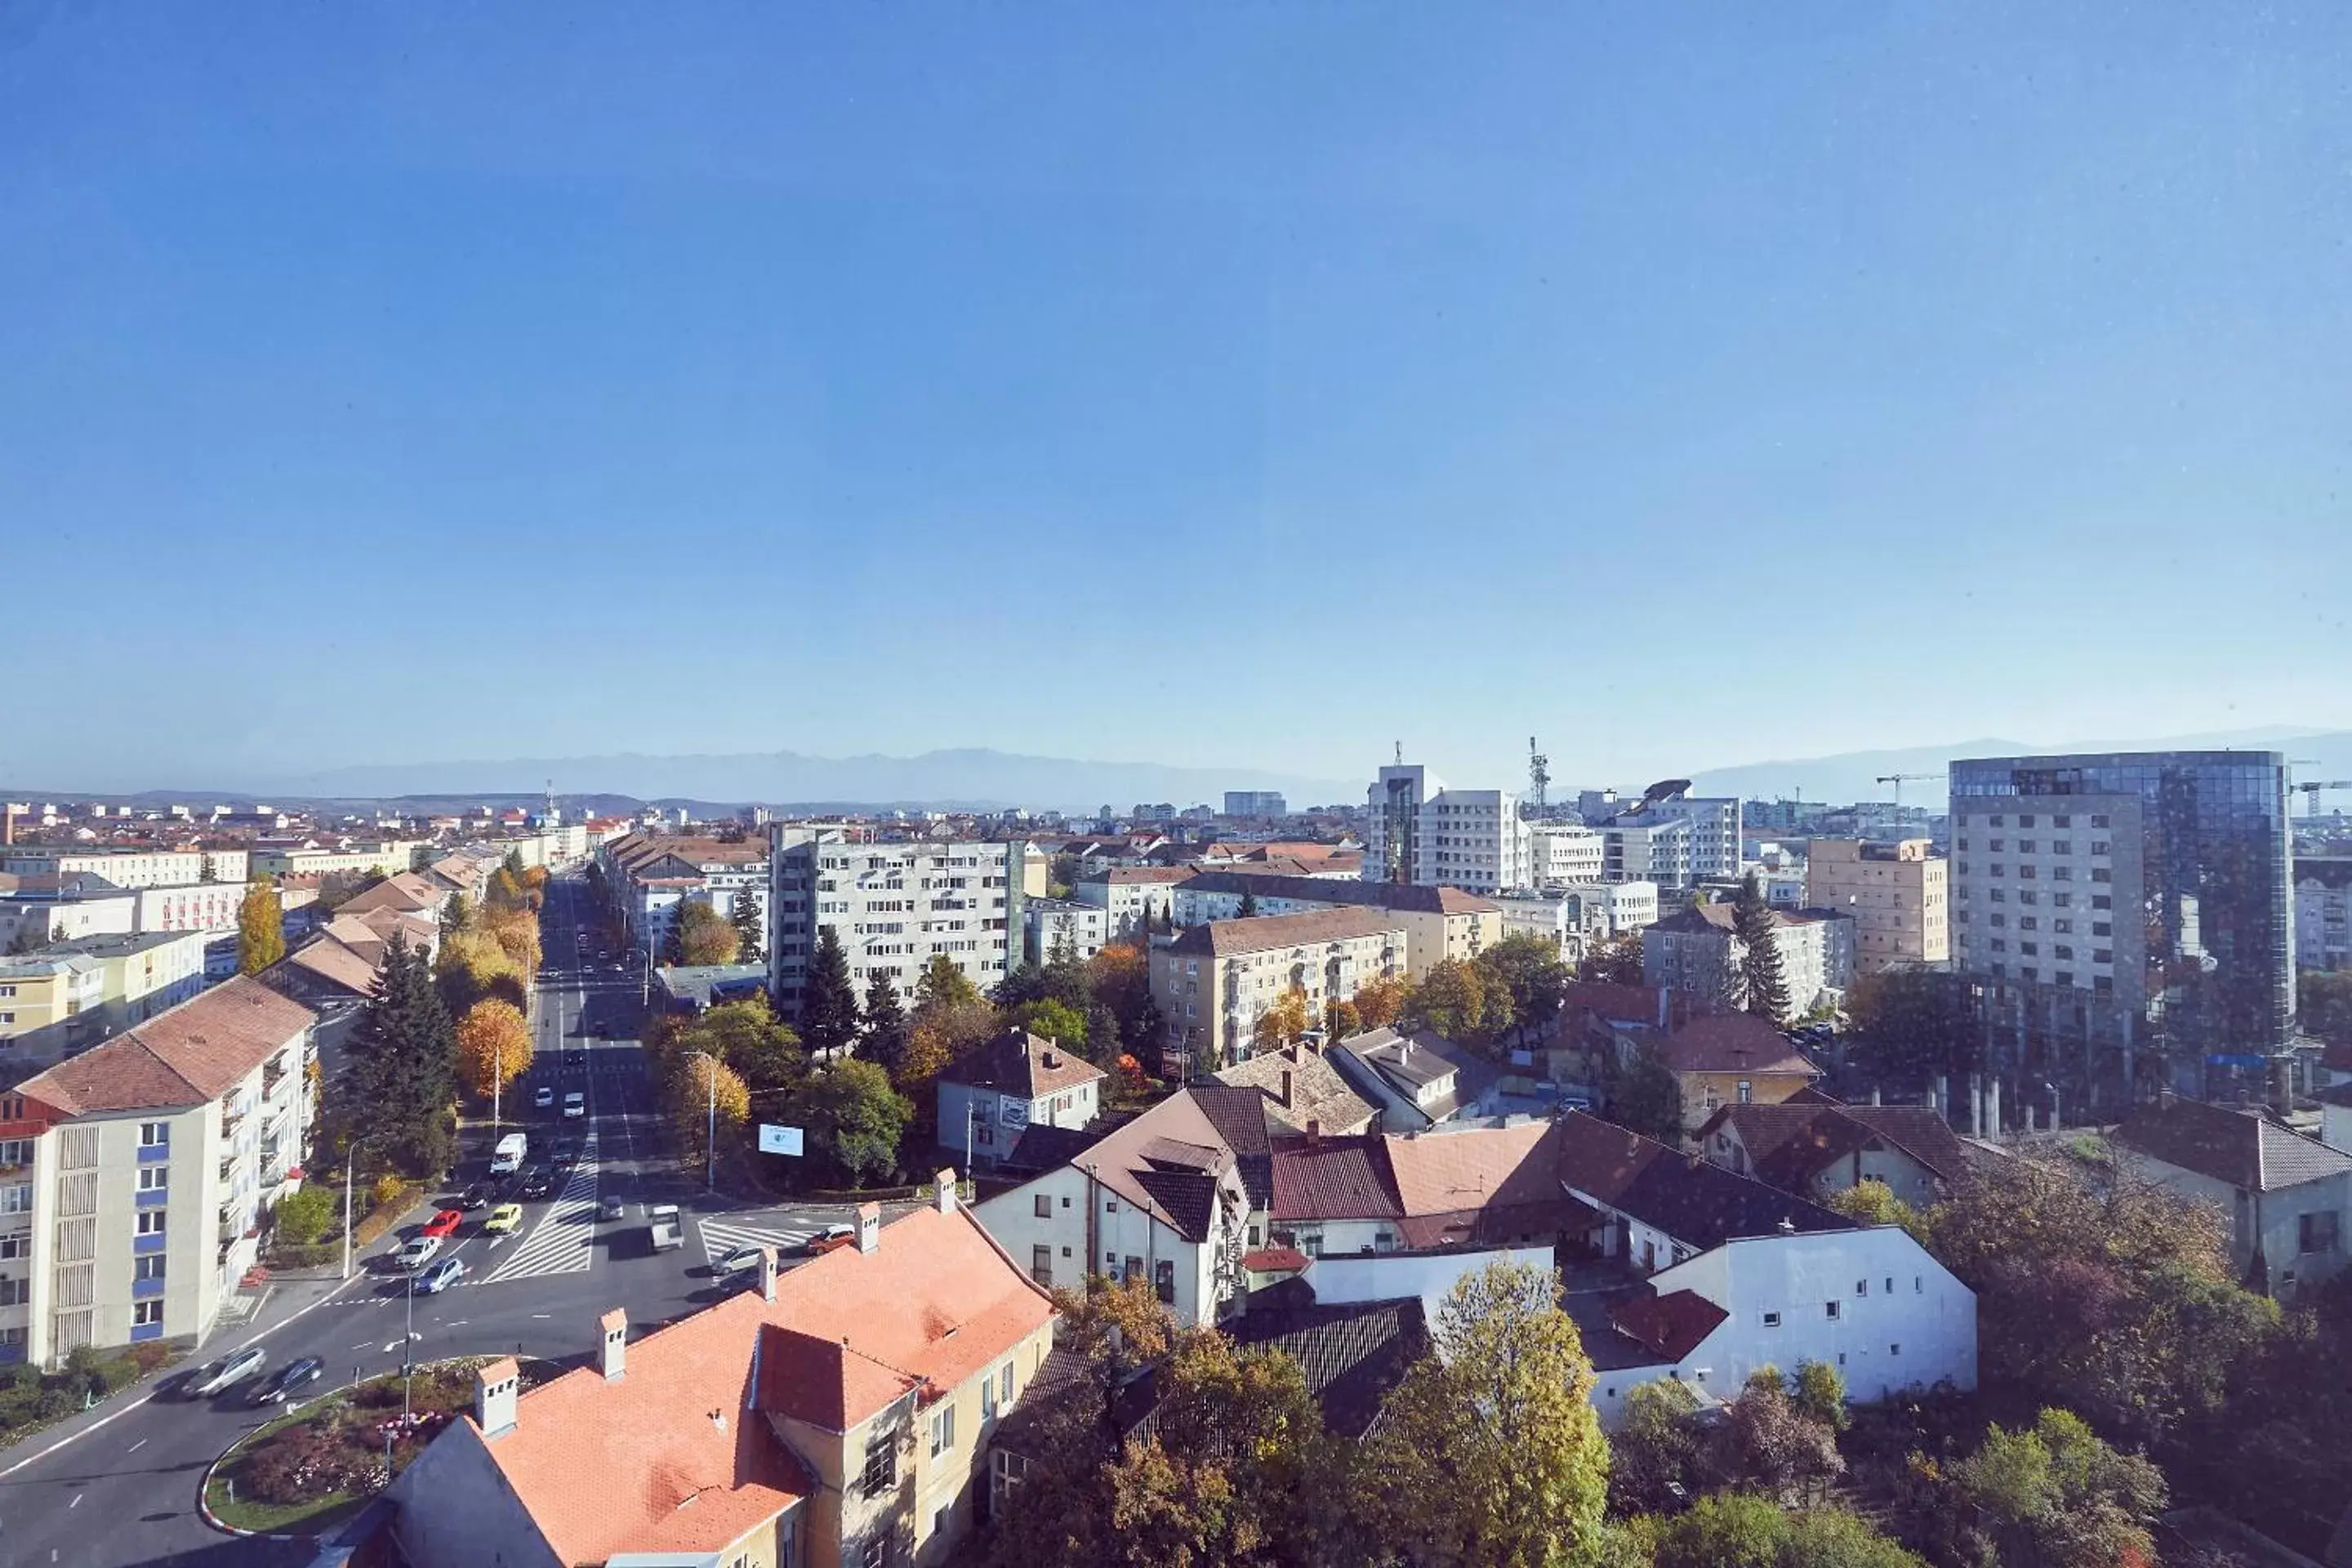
[1528,736,1550,811]
[1393,741,1403,767]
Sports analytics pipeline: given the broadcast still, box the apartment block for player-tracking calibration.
[2296,857,2352,972]
[1806,839,1949,972]
[1528,822,1606,887]
[768,831,1041,1018]
[0,872,139,950]
[599,833,771,960]
[3,978,316,1365]
[0,847,220,891]
[1601,814,1693,889]
[1022,898,1111,966]
[1364,764,1532,893]
[1642,903,1855,1023]
[1070,866,1187,940]
[1223,791,1288,817]
[1949,751,2293,1110]
[1152,908,1406,1070]
[1170,870,1499,981]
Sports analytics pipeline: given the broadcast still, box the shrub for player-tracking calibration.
[277,1186,336,1246]
[244,1421,359,1505]
[371,1174,408,1209]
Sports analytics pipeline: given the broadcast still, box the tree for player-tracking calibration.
[918,953,982,1011]
[1402,958,1494,1045]
[729,888,765,964]
[437,925,526,1016]
[1844,965,1979,1082]
[1640,1494,1925,1568]
[331,933,457,1176]
[675,900,741,966]
[440,890,473,939]
[1352,973,1412,1031]
[666,1051,751,1167]
[1826,1179,1931,1245]
[2300,969,2352,1045]
[1791,1358,1849,1432]
[1610,1377,1705,1517]
[1237,888,1259,918]
[1717,1368,1844,1504]
[274,1186,335,1247]
[1367,1259,1609,1568]
[795,1059,911,1187]
[1014,998,1090,1050]
[1733,873,1791,1023]
[1948,1408,2167,1568]
[800,925,861,1059]
[1475,933,1570,1046]
[860,970,910,1080]
[1610,1044,1685,1145]
[1088,943,1154,1045]
[1323,998,1362,1040]
[1253,987,1311,1055]
[1578,933,1647,986]
[454,999,533,1102]
[237,875,284,974]
[502,848,527,880]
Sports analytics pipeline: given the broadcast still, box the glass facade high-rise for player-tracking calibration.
[1948,751,2293,1109]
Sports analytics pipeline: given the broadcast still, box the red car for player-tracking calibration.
[419,1209,465,1240]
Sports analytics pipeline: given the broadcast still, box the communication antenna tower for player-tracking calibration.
[1528,737,1550,811]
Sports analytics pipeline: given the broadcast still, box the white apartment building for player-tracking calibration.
[5,978,315,1366]
[135,880,247,935]
[768,830,1042,1018]
[1152,908,1407,1070]
[0,847,244,891]
[1638,795,1744,882]
[1602,815,1694,889]
[1365,767,1532,893]
[0,873,139,949]
[1642,903,1855,1022]
[1024,897,1112,965]
[1493,893,1574,956]
[1947,795,2144,1019]
[1529,822,1606,888]
[598,834,770,960]
[1559,880,1660,943]
[1071,866,1187,940]
[2296,858,2352,972]
[1170,871,1500,982]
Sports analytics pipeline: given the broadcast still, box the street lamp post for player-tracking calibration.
[341,1138,374,1282]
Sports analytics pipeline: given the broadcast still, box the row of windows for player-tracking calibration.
[1975,813,2113,829]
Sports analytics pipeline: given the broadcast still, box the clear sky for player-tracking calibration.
[3,3,2348,795]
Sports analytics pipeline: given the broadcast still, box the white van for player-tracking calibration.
[491,1132,528,1176]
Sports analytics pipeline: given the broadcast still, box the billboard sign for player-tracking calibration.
[757,1124,804,1156]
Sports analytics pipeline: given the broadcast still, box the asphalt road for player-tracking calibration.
[0,871,876,1568]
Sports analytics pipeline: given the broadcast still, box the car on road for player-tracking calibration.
[251,1357,323,1407]
[598,1195,628,1222]
[565,1050,586,1069]
[395,1235,442,1271]
[712,1243,769,1277]
[533,1085,555,1109]
[189,1346,268,1398]
[419,1208,465,1239]
[518,1167,554,1200]
[648,1204,684,1252]
[414,1256,467,1294]
[551,1136,579,1165]
[458,1182,493,1210]
[807,1223,858,1257]
[563,1091,586,1119]
[483,1202,523,1235]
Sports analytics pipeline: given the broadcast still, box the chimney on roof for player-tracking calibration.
[1043,1047,1061,1070]
[1305,1119,1321,1147]
[599,1308,626,1382]
[475,1356,519,1437]
[1279,1069,1294,1109]
[857,1200,882,1253]
[759,1245,779,1303]
[934,1169,959,1215]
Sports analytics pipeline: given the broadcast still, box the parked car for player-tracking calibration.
[458,1183,493,1210]
[563,1091,586,1119]
[533,1085,555,1109]
[189,1346,268,1398]
[252,1356,323,1407]
[648,1204,684,1252]
[419,1208,465,1239]
[414,1256,467,1295]
[807,1224,858,1257]
[395,1235,442,1271]
[483,1202,523,1235]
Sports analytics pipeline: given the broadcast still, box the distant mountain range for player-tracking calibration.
[261,747,1362,817]
[1685,727,2352,808]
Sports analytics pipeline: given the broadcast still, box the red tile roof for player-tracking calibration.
[16,978,314,1116]
[1269,1135,1403,1222]
[1656,1013,1817,1078]
[1609,1287,1729,1361]
[942,1030,1107,1098]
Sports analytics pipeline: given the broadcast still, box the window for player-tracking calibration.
[1737,1080,1752,1104]
[2054,815,2071,827]
[131,1299,163,1326]
[0,1185,28,1215]
[1890,1343,1901,1356]
[1031,1245,1052,1285]
[0,1140,29,1168]
[2093,949,2113,964]
[929,1404,956,1456]
[0,1277,24,1307]
[2091,894,2112,910]
[1990,914,2006,929]
[1855,1279,1869,1296]
[1824,1300,1841,1320]
[2018,840,2035,853]
[1989,839,2005,852]
[1762,1311,1781,1328]
[134,1255,166,1281]
[138,1166,167,1193]
[0,1234,25,1260]
[1155,1258,1176,1304]
[860,1426,898,1496]
[2018,916,2035,930]
[1001,1362,1014,1405]
[1886,1277,1894,1294]
[139,1122,169,1148]
[1033,1194,1052,1219]
[2051,840,2071,854]
[2054,892,2072,907]
[982,1367,999,1420]
[1103,1197,1118,1214]
[136,1210,166,1236]
[933,1505,951,1539]
[860,1538,888,1568]
[2300,1212,2340,1254]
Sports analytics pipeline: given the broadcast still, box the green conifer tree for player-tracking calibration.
[801,925,861,1059]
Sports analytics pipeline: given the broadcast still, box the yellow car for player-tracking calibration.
[482,1203,523,1236]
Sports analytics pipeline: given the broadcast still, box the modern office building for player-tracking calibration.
[1948,751,2295,1112]
[1362,765,1532,894]
[1223,791,1289,818]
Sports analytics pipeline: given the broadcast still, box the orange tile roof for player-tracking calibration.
[474,1205,1052,1561]
[16,977,313,1115]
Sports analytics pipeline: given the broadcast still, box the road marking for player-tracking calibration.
[125,1438,145,1454]
[530,1312,550,1319]
[69,1491,82,1508]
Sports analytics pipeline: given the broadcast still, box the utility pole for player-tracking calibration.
[341,1138,372,1281]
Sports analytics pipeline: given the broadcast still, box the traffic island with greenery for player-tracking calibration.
[205,1358,553,1536]
[0,1343,178,1449]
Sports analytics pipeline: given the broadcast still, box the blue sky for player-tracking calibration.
[3,3,2348,795]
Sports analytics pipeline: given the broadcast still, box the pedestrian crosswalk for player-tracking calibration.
[697,1216,822,1269]
[481,1138,603,1285]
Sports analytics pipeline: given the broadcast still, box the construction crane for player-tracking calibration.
[2294,781,2352,822]
[1876,772,1943,810]
[1528,737,1550,812]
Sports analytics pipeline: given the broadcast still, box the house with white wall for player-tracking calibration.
[935,1031,1105,1170]
[2114,1095,2352,1299]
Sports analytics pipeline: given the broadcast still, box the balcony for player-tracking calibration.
[131,1276,165,1302]
[132,1232,166,1256]
[136,1143,171,1165]
[134,1187,169,1210]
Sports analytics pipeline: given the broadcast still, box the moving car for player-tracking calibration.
[533,1085,555,1110]
[252,1356,323,1407]
[395,1235,442,1271]
[550,1136,579,1166]
[414,1256,467,1294]
[712,1243,768,1277]
[598,1196,628,1223]
[807,1223,858,1257]
[483,1202,523,1235]
[189,1346,268,1398]
[563,1091,586,1119]
[648,1204,684,1252]
[491,1131,528,1175]
[458,1183,493,1210]
[518,1167,554,1200]
[419,1208,464,1239]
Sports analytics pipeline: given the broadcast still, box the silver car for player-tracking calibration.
[190,1345,267,1398]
